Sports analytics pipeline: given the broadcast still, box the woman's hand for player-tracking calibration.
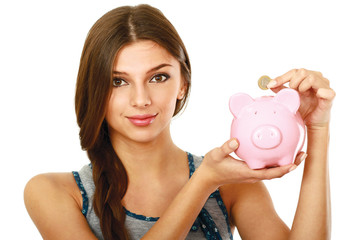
[198,138,306,190]
[265,69,334,239]
[268,68,336,128]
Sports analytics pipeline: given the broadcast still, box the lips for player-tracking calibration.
[127,114,157,126]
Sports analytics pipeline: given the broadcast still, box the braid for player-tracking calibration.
[89,125,129,240]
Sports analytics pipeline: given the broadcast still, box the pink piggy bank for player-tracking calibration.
[229,89,306,169]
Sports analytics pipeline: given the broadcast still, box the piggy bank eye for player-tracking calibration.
[254,111,258,115]
[273,111,277,114]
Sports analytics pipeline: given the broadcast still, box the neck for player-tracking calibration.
[109,127,185,180]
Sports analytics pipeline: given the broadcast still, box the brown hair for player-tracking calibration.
[75,4,191,240]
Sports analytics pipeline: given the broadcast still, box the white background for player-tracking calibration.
[1,0,359,239]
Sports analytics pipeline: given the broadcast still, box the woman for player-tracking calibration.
[24,4,335,240]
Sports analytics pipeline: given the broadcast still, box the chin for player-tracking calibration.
[127,131,163,144]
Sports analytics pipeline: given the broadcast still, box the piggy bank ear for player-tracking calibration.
[274,89,300,114]
[229,93,254,117]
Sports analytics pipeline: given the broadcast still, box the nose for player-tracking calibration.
[130,84,151,108]
[251,125,282,149]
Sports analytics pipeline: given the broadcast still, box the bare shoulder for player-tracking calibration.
[24,173,97,240]
[24,172,82,210]
[219,182,289,239]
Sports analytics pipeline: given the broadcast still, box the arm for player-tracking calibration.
[221,182,290,240]
[143,139,296,239]
[272,69,334,239]
[289,124,331,239]
[24,173,98,240]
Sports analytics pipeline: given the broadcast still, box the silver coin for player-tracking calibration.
[258,75,272,90]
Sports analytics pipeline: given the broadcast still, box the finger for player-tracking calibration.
[211,138,239,159]
[268,69,297,89]
[270,69,328,94]
[288,68,308,90]
[316,87,336,101]
[293,152,307,166]
[297,75,314,93]
[299,74,330,92]
[250,164,294,180]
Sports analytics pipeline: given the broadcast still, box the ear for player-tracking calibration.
[177,80,188,100]
[229,93,254,117]
[274,88,300,114]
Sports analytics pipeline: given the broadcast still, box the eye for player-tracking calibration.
[149,73,170,83]
[112,77,127,87]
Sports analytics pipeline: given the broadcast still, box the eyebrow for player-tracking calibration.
[113,63,173,75]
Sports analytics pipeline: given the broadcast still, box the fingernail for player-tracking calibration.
[300,153,308,163]
[289,165,297,172]
[267,80,277,88]
[229,139,239,149]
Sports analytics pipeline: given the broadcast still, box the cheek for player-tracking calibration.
[154,86,179,111]
[105,92,125,121]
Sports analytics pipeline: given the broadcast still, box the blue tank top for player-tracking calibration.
[73,153,233,239]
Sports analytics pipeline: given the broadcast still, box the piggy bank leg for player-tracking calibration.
[277,156,294,166]
[246,160,267,170]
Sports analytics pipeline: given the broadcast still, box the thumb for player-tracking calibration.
[224,138,239,154]
[269,85,287,94]
[213,138,239,159]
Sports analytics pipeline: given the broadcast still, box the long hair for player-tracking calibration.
[75,4,191,239]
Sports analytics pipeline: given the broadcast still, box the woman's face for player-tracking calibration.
[106,40,186,144]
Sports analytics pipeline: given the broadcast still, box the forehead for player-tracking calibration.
[113,40,179,72]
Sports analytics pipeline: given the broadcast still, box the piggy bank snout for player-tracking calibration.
[251,125,282,149]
